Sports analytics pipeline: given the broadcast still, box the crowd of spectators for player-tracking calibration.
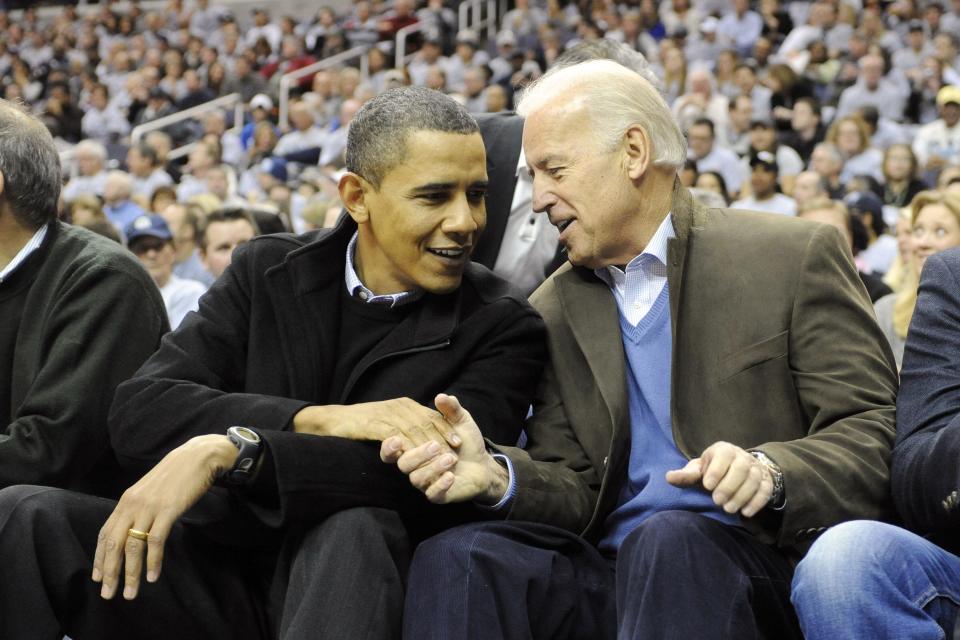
[0,0,959,341]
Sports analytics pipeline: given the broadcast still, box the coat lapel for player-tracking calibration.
[556,269,629,449]
[473,113,524,269]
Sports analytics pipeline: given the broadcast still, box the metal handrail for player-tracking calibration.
[130,93,245,145]
[395,22,428,69]
[278,46,370,131]
[458,0,498,39]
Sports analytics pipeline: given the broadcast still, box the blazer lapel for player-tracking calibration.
[556,270,629,451]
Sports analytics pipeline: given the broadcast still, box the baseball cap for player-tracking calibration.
[937,85,960,107]
[250,93,274,111]
[749,150,779,172]
[258,157,288,183]
[700,16,719,33]
[845,191,883,220]
[496,30,517,47]
[125,215,173,245]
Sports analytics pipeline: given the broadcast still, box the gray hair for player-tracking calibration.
[552,40,664,96]
[346,86,479,187]
[517,59,686,169]
[0,99,62,228]
[74,139,108,163]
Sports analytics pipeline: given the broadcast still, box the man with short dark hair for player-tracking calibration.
[126,143,174,201]
[0,86,545,640]
[731,152,798,216]
[688,117,745,196]
[0,99,167,496]
[198,208,259,279]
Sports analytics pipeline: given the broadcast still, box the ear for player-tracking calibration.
[339,172,371,224]
[624,125,651,181]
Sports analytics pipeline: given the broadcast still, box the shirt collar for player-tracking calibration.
[344,231,423,307]
[0,224,48,284]
[595,212,675,283]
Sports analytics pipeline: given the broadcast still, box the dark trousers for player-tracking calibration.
[0,485,411,640]
[404,510,802,640]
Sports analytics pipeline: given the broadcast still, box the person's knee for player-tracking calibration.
[0,485,63,530]
[793,520,903,604]
[620,510,716,560]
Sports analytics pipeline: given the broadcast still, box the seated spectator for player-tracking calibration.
[102,171,147,233]
[318,98,362,169]
[443,30,489,94]
[160,203,215,288]
[126,143,174,203]
[197,207,259,279]
[376,0,418,41]
[246,8,282,51]
[836,54,908,122]
[717,0,764,57]
[62,140,109,201]
[685,16,725,68]
[149,186,178,215]
[240,94,278,151]
[0,86,545,640]
[720,95,753,157]
[80,83,130,144]
[66,195,106,227]
[874,191,960,367]
[847,190,898,275]
[779,97,826,166]
[260,35,317,91]
[733,62,772,122]
[501,0,547,38]
[673,68,730,140]
[731,151,798,216]
[913,85,960,175]
[177,140,221,203]
[0,99,166,496]
[810,142,847,199]
[274,101,327,157]
[798,198,892,302]
[827,114,884,185]
[202,110,244,167]
[881,144,928,208]
[177,69,215,110]
[745,119,804,195]
[791,246,960,640]
[125,214,207,330]
[793,170,828,210]
[694,170,730,206]
[221,56,267,103]
[460,67,489,114]
[408,36,447,87]
[687,117,745,197]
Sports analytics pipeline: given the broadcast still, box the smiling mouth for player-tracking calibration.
[556,219,574,233]
[427,247,468,260]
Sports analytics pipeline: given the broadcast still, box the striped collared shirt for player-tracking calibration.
[0,224,48,284]
[595,213,675,327]
[344,231,423,307]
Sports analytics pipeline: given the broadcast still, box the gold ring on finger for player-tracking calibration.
[127,528,149,541]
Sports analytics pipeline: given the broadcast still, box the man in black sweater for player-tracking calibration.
[0,87,545,639]
[0,98,167,496]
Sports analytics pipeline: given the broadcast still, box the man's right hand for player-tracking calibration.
[293,398,462,451]
[380,394,510,505]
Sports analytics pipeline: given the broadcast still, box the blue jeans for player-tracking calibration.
[792,520,960,639]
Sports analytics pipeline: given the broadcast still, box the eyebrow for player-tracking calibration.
[410,181,489,193]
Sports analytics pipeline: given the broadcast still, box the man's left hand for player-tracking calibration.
[91,435,238,601]
[665,441,773,518]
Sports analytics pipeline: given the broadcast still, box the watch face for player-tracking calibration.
[230,426,261,443]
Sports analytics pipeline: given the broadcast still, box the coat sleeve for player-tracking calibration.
[1,259,167,489]
[250,298,547,527]
[108,243,312,474]
[487,278,603,535]
[893,251,960,534]
[752,224,899,546]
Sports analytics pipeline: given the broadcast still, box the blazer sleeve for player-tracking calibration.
[753,224,899,545]
[108,243,312,473]
[0,258,167,489]
[490,358,602,535]
[893,251,960,534]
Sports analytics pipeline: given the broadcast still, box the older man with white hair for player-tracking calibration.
[102,170,147,232]
[388,59,898,639]
[62,140,109,201]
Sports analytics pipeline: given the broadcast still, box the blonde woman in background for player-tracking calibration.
[875,191,960,368]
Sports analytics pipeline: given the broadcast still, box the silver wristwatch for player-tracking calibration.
[751,450,785,509]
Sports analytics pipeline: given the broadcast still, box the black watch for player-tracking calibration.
[224,426,262,485]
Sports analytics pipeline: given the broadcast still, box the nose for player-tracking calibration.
[530,177,557,216]
[441,193,481,240]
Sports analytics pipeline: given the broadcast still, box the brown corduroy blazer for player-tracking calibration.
[494,183,899,554]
